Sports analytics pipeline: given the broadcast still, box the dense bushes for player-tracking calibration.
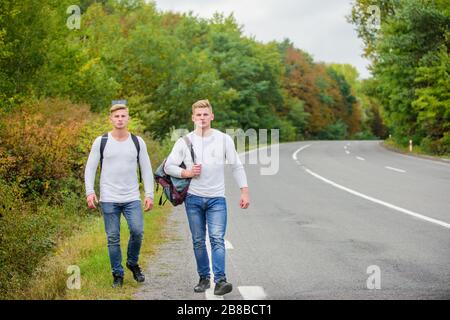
[0,98,167,299]
[0,99,91,298]
[0,99,91,198]
[0,180,87,299]
[317,120,348,141]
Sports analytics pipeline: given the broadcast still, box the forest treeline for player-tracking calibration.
[349,0,449,154]
[1,0,387,142]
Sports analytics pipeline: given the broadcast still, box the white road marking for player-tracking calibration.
[344,146,347,149]
[238,286,267,300]
[356,156,365,161]
[205,288,223,300]
[382,145,450,167]
[345,150,350,154]
[197,145,271,300]
[304,167,450,230]
[385,166,406,173]
[292,144,311,161]
[293,145,450,230]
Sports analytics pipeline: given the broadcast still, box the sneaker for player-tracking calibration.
[126,263,145,283]
[214,279,232,296]
[112,274,123,288]
[194,277,210,293]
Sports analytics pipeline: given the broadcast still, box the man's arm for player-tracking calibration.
[84,137,101,208]
[225,135,248,188]
[164,138,197,178]
[138,137,154,199]
[225,135,250,209]
[138,137,154,211]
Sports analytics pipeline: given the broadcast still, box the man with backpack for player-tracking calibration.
[84,103,154,288]
[164,99,250,296]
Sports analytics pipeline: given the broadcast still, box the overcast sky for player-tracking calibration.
[152,0,371,79]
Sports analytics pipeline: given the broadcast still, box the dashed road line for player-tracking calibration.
[205,288,224,300]
[238,286,267,300]
[225,240,234,249]
[385,166,406,173]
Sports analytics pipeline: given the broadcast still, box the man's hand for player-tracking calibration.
[191,164,202,177]
[239,188,250,209]
[87,193,98,209]
[144,197,153,212]
[182,164,202,178]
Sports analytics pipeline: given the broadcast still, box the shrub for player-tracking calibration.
[0,99,91,198]
[352,130,378,140]
[0,98,169,299]
[420,133,450,156]
[317,120,348,140]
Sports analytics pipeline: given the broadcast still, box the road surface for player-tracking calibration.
[137,141,450,300]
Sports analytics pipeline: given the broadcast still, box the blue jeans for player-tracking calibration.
[184,193,228,283]
[100,201,143,277]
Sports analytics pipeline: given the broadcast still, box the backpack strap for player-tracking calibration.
[158,194,168,206]
[130,134,142,183]
[131,134,140,159]
[100,133,108,170]
[182,135,196,164]
[223,133,227,163]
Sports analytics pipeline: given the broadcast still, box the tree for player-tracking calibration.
[347,0,397,60]
[0,0,55,108]
[412,45,450,153]
[350,0,450,149]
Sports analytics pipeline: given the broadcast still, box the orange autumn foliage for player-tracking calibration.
[0,99,92,196]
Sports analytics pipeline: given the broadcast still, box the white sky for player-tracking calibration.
[152,0,371,79]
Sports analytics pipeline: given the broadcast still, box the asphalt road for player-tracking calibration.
[137,141,450,300]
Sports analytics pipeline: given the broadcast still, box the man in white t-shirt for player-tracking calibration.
[164,99,250,296]
[84,104,154,288]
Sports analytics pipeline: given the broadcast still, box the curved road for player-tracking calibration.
[138,141,450,300]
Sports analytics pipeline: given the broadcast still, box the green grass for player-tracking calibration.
[25,193,172,300]
[383,138,450,160]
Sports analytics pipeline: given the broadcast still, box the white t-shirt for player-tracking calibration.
[164,129,248,198]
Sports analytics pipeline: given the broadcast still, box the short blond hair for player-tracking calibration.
[192,99,213,114]
[110,104,128,114]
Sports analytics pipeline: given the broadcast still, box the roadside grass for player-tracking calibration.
[383,138,450,161]
[26,191,172,300]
